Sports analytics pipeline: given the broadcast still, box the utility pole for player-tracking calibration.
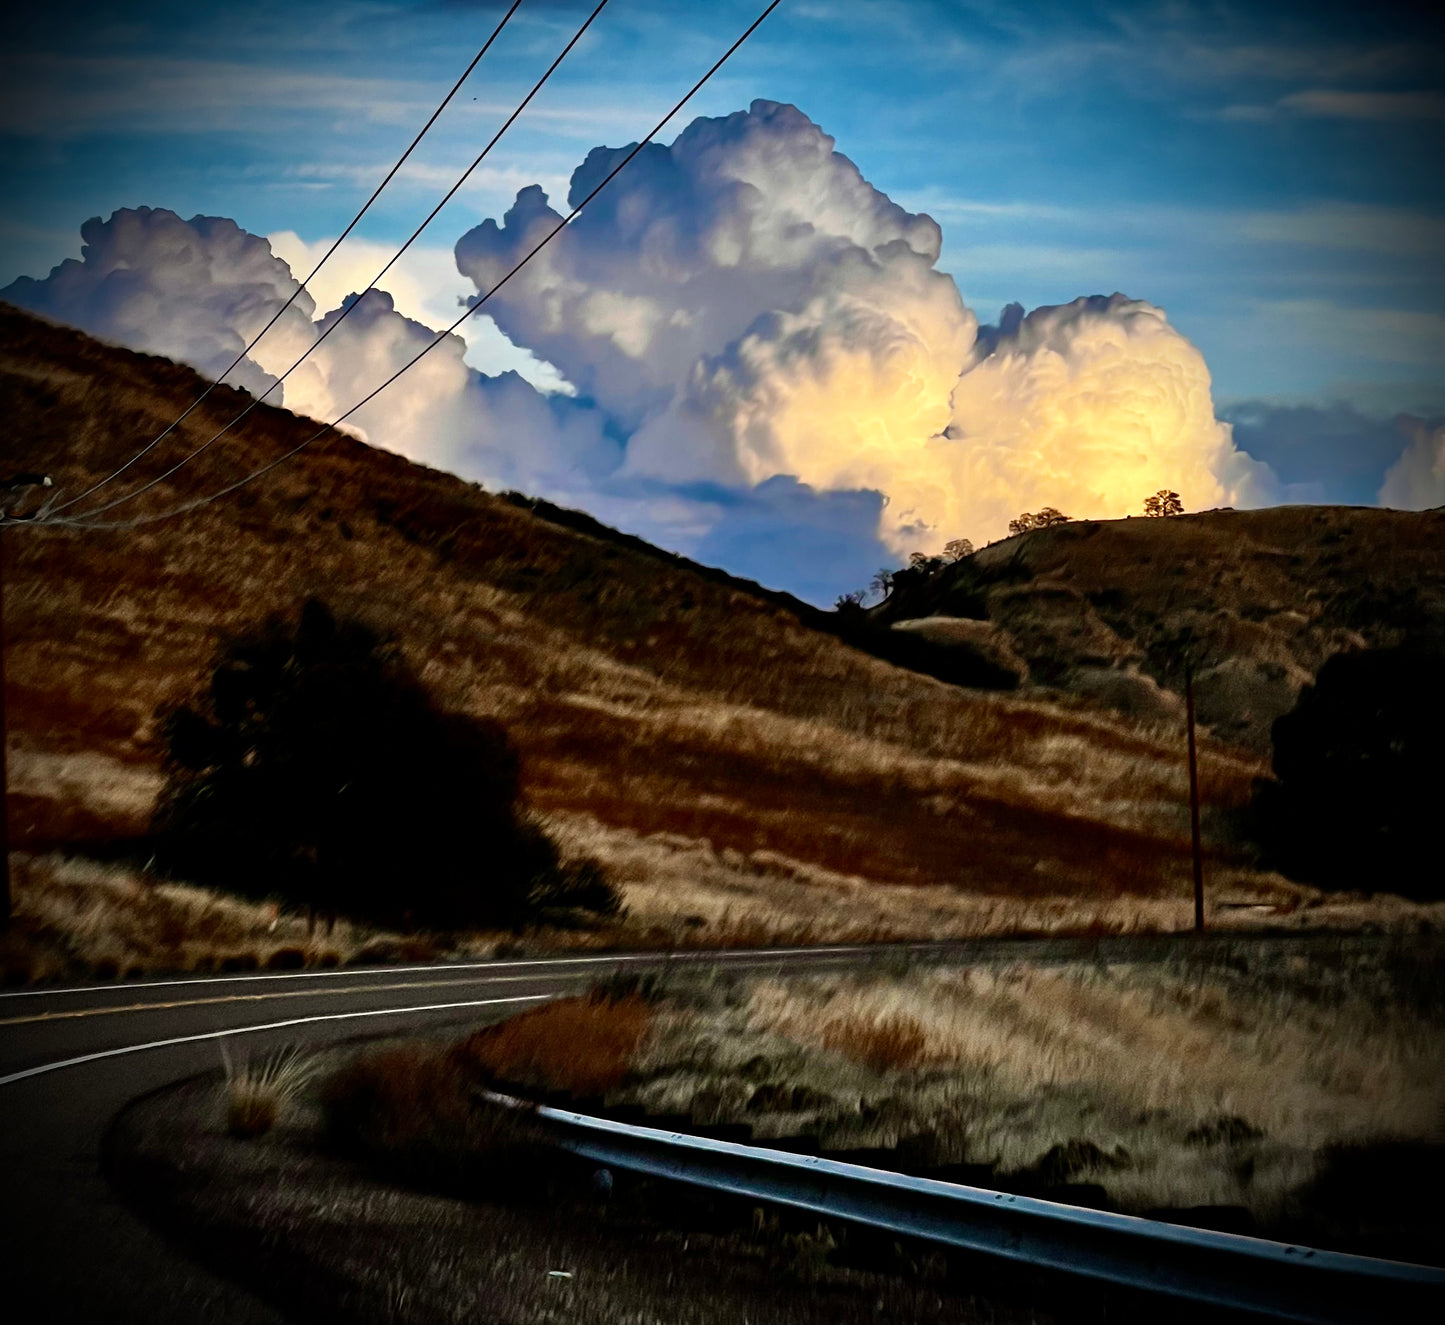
[0,521,9,927]
[1185,660,1205,932]
[1,473,53,927]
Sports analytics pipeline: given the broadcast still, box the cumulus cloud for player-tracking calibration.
[456,100,1271,554]
[1379,417,1445,509]
[0,206,613,501]
[2,102,1284,600]
[0,206,315,397]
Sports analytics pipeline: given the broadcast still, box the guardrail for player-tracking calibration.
[488,1093,1444,1323]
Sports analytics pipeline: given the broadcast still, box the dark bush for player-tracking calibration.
[1250,646,1444,898]
[152,599,618,929]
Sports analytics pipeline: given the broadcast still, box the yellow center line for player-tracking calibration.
[0,971,591,1027]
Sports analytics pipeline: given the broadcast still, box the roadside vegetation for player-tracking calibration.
[0,853,435,983]
[322,940,1445,1261]
[220,1044,317,1138]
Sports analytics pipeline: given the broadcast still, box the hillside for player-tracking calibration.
[869,505,1445,751]
[0,303,1423,947]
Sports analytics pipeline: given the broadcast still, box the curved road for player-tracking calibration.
[0,941,940,1323]
[0,932,1420,1322]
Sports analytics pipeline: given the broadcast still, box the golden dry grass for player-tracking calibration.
[0,851,451,982]
[671,945,1445,1220]
[541,809,1445,946]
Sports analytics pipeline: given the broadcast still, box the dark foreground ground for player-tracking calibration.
[109,1055,1243,1325]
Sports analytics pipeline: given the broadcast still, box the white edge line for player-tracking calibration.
[0,993,550,1088]
[0,945,878,1000]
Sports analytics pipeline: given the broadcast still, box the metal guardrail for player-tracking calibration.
[488,1093,1445,1323]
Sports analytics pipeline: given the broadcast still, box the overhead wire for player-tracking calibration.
[61,0,611,527]
[48,0,527,519]
[56,0,784,534]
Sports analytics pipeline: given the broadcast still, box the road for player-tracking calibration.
[0,932,1417,1323]
[0,941,949,1323]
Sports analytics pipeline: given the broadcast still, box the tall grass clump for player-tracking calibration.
[220,1043,316,1138]
[822,1012,930,1072]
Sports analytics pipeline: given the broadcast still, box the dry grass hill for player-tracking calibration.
[1,303,1437,965]
[871,501,1445,751]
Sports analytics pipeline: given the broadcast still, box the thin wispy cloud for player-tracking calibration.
[0,55,431,136]
[1222,90,1445,124]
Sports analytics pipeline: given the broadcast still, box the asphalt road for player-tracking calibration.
[0,931,1418,1323]
[0,941,959,1324]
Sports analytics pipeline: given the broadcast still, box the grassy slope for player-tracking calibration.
[874,502,1445,749]
[0,303,1399,945]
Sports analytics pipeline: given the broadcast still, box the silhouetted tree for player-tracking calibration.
[1008,507,1071,536]
[153,600,618,929]
[943,538,975,561]
[869,567,896,600]
[1251,646,1444,898]
[1144,490,1184,517]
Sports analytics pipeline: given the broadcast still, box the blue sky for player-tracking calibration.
[2,0,1442,579]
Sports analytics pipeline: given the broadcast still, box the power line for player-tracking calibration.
[63,0,611,527]
[57,0,783,534]
[49,0,526,519]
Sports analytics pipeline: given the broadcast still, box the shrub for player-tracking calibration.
[453,991,653,1098]
[322,1044,547,1188]
[152,599,619,930]
[821,1012,928,1072]
[1250,646,1444,897]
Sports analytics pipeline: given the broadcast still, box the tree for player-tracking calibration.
[1008,507,1071,536]
[834,589,866,613]
[1144,490,1184,517]
[869,567,896,600]
[943,538,975,561]
[152,600,617,930]
[1250,646,1444,898]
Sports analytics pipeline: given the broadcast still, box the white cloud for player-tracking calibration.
[0,206,315,396]
[3,102,1284,596]
[0,206,610,503]
[1379,418,1445,509]
[456,100,1271,552]
[266,230,573,392]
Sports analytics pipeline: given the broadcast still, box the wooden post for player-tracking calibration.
[1185,661,1204,932]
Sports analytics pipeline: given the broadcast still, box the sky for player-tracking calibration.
[1,0,1441,603]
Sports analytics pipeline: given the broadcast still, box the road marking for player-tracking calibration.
[0,994,552,1088]
[0,971,594,1027]
[0,944,877,1000]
